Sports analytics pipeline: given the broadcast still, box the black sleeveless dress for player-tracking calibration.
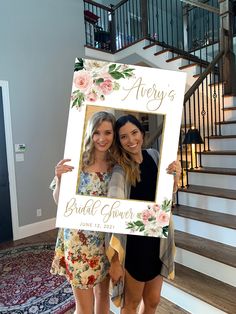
[125,150,162,282]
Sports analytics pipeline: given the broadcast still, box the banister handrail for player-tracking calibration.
[184,49,224,103]
[84,0,111,11]
[180,0,220,14]
[112,0,129,10]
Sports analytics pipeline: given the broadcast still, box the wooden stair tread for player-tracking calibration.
[179,63,198,70]
[143,43,157,49]
[158,297,190,314]
[154,49,172,56]
[208,134,236,139]
[223,106,236,111]
[175,230,236,267]
[173,205,236,229]
[173,204,236,230]
[224,94,236,97]
[179,184,236,200]
[166,55,190,63]
[165,263,236,313]
[189,166,236,175]
[179,62,209,70]
[200,150,236,155]
[166,54,209,67]
[216,120,236,124]
[208,81,224,86]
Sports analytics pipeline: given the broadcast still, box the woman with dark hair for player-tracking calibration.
[106,114,181,314]
[50,111,116,314]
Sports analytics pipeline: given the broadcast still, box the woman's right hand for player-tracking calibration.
[55,159,74,180]
[109,258,124,285]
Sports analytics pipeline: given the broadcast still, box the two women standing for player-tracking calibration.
[50,111,181,314]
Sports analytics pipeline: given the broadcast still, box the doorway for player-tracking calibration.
[0,85,13,242]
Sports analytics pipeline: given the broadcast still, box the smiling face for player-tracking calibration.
[92,120,114,153]
[118,122,144,158]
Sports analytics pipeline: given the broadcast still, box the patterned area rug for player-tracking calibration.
[0,243,75,313]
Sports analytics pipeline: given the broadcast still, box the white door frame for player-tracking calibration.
[0,80,19,240]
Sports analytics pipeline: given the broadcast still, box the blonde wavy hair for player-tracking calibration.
[82,111,116,171]
[114,114,145,186]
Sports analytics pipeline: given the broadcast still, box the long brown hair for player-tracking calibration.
[115,114,145,185]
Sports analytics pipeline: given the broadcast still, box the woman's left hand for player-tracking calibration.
[166,160,181,192]
[109,260,124,285]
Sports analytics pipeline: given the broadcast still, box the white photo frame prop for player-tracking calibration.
[55,58,186,238]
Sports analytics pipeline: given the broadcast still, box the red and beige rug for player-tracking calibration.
[0,243,75,313]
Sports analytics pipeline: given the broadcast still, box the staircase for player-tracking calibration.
[168,95,236,314]
[85,39,236,314]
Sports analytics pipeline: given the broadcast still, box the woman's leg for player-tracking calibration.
[94,276,110,314]
[138,275,163,314]
[72,286,94,314]
[121,270,145,314]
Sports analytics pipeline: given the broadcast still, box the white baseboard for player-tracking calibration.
[14,218,56,240]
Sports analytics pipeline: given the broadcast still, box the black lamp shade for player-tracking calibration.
[183,128,204,144]
[94,31,111,43]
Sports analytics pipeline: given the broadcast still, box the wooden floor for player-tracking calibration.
[0,229,58,250]
[0,229,188,314]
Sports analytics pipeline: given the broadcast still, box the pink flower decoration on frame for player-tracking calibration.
[73,70,93,91]
[71,59,135,109]
[98,79,113,95]
[126,199,172,237]
[86,91,98,102]
[141,209,152,224]
[157,211,169,227]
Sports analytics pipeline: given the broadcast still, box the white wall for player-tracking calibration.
[0,0,85,238]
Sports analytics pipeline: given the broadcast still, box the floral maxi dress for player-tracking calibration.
[50,172,111,289]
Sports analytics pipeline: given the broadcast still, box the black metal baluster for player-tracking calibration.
[131,0,135,42]
[122,3,125,46]
[165,0,168,45]
[175,0,179,49]
[209,70,214,138]
[151,0,154,39]
[184,101,189,186]
[188,95,193,169]
[170,0,174,55]
[201,78,206,153]
[160,0,164,44]
[205,74,210,151]
[197,85,202,167]
[216,62,221,135]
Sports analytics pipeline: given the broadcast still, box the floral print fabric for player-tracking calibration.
[50,172,111,289]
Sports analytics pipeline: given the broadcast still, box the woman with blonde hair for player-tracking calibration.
[50,111,116,314]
